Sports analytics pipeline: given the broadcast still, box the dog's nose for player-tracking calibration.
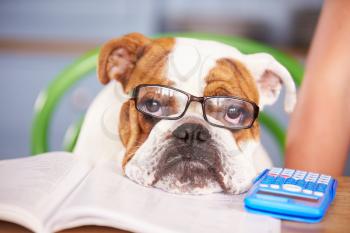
[172,123,211,144]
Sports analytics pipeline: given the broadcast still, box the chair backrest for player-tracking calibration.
[31,32,303,157]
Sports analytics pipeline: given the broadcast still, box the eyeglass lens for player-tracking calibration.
[135,85,256,129]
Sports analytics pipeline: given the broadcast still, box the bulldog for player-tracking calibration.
[74,33,296,195]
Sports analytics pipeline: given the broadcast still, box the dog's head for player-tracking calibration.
[98,33,296,194]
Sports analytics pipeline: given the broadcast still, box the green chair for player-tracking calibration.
[31,32,303,158]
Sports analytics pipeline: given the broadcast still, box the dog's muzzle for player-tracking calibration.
[152,123,227,192]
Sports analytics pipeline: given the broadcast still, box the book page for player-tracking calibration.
[0,152,90,233]
[50,160,280,233]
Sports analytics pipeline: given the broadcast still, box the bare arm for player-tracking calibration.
[285,0,350,176]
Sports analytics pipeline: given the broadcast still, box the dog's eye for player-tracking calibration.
[144,99,162,114]
[224,105,244,124]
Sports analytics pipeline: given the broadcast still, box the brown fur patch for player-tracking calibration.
[106,36,176,169]
[119,100,161,169]
[204,58,260,147]
[124,37,176,92]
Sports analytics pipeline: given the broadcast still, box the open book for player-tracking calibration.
[0,152,280,233]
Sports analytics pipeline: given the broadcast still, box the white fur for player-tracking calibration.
[74,37,296,194]
[125,114,259,194]
[74,82,126,173]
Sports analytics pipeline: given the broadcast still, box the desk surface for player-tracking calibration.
[1,177,349,233]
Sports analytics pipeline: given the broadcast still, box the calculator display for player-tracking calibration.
[257,190,320,202]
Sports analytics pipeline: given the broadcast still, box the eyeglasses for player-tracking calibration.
[131,84,259,130]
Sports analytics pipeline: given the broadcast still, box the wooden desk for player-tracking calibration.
[1,177,349,233]
[282,176,350,233]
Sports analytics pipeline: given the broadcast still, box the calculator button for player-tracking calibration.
[261,179,269,185]
[296,180,305,187]
[305,182,316,191]
[259,184,268,188]
[281,169,295,178]
[261,176,275,184]
[318,179,330,184]
[302,189,313,195]
[275,177,285,185]
[305,173,319,182]
[316,184,327,192]
[270,184,280,189]
[284,178,296,185]
[314,191,324,197]
[282,184,302,192]
[292,170,307,180]
[317,175,331,184]
[269,168,283,176]
[266,175,276,181]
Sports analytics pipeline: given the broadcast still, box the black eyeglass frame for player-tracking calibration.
[131,84,260,130]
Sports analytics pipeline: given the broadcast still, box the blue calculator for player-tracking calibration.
[244,168,337,223]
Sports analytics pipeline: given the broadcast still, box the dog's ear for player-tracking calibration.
[245,53,297,113]
[98,33,151,89]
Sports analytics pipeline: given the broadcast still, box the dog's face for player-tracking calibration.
[98,33,296,194]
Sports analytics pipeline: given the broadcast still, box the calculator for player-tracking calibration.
[244,168,337,223]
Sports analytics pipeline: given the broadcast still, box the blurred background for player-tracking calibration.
[0,0,349,174]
